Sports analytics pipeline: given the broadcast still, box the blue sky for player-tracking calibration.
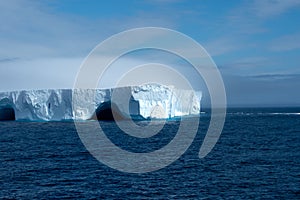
[0,0,299,106]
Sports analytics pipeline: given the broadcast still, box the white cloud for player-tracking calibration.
[0,0,175,60]
[0,0,177,91]
[220,57,270,71]
[0,0,96,59]
[252,0,300,18]
[269,32,300,51]
[0,57,83,91]
[204,37,241,56]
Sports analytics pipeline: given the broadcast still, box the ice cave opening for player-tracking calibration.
[0,106,15,121]
[0,98,16,121]
[91,101,126,121]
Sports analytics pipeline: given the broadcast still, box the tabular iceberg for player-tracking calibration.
[0,84,201,121]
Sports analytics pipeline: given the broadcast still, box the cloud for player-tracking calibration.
[0,57,19,63]
[269,32,300,51]
[0,0,95,59]
[225,2,268,35]
[204,37,242,56]
[223,73,300,106]
[144,0,183,4]
[219,57,270,73]
[0,57,83,91]
[208,1,300,78]
[0,0,178,91]
[247,73,300,81]
[0,0,175,60]
[252,0,300,18]
[225,0,300,36]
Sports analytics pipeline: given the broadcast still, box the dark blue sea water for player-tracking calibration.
[1,108,300,199]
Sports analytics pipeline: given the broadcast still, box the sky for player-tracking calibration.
[0,0,300,107]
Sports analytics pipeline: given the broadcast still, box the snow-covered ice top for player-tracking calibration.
[0,84,201,121]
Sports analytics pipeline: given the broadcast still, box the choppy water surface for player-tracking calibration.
[1,108,300,199]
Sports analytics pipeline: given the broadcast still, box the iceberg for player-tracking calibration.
[0,84,201,121]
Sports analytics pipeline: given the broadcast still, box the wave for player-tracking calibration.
[227,112,300,116]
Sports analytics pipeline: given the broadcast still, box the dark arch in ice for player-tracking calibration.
[0,98,15,121]
[90,101,127,121]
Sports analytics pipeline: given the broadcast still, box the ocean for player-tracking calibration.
[1,108,299,199]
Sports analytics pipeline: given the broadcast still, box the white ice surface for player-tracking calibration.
[0,84,201,121]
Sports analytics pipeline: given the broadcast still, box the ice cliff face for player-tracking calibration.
[0,84,201,121]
